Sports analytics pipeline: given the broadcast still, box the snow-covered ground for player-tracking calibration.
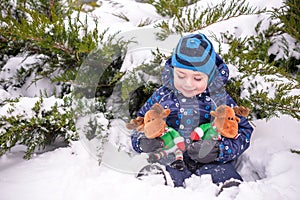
[1,115,299,200]
[1,0,300,199]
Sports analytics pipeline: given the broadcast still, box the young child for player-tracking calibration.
[131,33,253,188]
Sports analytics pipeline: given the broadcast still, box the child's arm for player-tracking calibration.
[216,95,253,163]
[130,129,164,153]
[130,86,167,153]
[187,95,253,164]
[217,115,253,163]
[211,55,253,162]
[136,86,164,117]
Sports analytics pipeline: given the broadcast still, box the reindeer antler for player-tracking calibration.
[151,103,170,118]
[210,105,227,118]
[126,116,144,131]
[152,103,164,114]
[233,106,250,117]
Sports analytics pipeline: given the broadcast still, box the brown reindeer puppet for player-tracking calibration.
[190,105,250,141]
[126,103,186,170]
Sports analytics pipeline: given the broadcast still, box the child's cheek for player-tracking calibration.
[174,77,182,89]
[196,81,207,93]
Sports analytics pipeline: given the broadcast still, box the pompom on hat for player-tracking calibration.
[171,33,217,84]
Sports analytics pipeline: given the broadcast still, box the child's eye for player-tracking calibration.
[177,75,185,79]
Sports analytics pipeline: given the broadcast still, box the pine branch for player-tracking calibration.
[291,149,300,154]
[155,0,265,39]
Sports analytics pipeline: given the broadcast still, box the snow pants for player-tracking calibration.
[166,162,243,187]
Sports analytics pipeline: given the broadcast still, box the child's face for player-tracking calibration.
[173,67,208,98]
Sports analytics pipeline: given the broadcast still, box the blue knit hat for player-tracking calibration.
[171,33,217,83]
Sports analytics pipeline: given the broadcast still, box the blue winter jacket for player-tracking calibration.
[131,54,253,164]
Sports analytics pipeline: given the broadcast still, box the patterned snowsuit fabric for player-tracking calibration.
[131,54,253,186]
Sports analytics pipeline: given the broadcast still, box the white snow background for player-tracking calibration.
[1,0,300,199]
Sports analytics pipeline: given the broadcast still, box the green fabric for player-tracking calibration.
[199,123,219,140]
[160,127,181,150]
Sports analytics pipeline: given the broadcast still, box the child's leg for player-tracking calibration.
[194,162,243,185]
[165,165,192,187]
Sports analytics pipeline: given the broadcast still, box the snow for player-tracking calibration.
[0,96,67,120]
[1,0,300,200]
[0,54,56,98]
[1,115,300,200]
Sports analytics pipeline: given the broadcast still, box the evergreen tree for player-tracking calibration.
[0,0,299,160]
[0,0,101,96]
[0,0,127,159]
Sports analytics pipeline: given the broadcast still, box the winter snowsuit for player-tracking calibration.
[131,54,253,187]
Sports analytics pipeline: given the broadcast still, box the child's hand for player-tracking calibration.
[187,140,219,163]
[139,136,164,153]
